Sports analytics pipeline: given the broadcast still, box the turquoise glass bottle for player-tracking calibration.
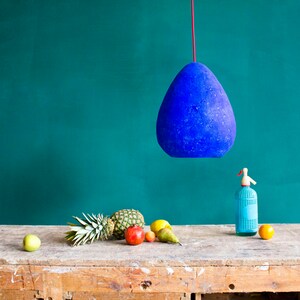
[235,168,258,236]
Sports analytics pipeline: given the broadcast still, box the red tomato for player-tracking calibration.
[125,225,145,245]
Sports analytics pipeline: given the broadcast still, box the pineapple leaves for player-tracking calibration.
[65,213,114,246]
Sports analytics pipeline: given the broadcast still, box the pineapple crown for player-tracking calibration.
[65,213,114,246]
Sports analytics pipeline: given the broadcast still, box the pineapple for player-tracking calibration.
[66,209,145,246]
[110,209,145,239]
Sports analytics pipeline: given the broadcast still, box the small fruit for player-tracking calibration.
[23,234,41,252]
[145,231,156,242]
[259,224,275,240]
[157,228,181,245]
[125,225,145,245]
[150,220,172,236]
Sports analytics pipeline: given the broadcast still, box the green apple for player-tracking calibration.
[23,234,41,252]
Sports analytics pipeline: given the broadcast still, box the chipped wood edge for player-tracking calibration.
[1,264,300,299]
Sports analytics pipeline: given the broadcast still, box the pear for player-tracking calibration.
[157,228,182,245]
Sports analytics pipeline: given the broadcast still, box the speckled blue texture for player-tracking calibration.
[156,62,236,158]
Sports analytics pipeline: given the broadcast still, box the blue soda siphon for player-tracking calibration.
[235,168,258,236]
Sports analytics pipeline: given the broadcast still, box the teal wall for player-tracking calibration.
[1,0,299,225]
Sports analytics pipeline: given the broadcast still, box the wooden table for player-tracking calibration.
[0,224,300,300]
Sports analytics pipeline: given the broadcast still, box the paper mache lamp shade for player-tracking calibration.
[156,62,236,158]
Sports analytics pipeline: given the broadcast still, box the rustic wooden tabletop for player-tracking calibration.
[1,224,300,299]
[1,224,300,266]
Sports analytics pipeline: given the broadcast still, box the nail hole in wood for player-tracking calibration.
[34,290,44,299]
[229,283,235,290]
[140,280,152,290]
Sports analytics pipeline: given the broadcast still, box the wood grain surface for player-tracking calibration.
[0,224,299,299]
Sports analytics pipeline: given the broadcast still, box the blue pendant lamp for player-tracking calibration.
[156,0,236,158]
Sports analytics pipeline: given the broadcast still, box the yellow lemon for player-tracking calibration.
[150,220,172,236]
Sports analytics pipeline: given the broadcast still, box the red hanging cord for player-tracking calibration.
[191,0,197,62]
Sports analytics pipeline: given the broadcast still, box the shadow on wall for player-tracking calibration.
[0,150,78,225]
